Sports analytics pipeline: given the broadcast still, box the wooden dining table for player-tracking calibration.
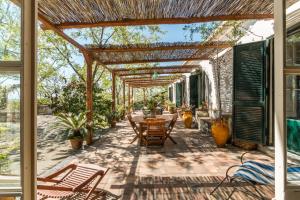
[131,114,175,145]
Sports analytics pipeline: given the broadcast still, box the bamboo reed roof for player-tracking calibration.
[38,0,278,29]
[92,42,229,65]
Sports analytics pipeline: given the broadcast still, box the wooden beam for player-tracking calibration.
[125,79,174,83]
[53,14,273,29]
[87,42,232,53]
[97,56,209,65]
[119,71,191,77]
[124,77,181,82]
[85,53,93,145]
[114,65,198,72]
[38,14,87,53]
[130,83,171,88]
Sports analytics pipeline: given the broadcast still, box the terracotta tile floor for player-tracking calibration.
[67,119,274,199]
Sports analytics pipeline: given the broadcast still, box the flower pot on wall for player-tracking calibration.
[211,120,229,147]
[69,138,83,150]
[182,111,193,128]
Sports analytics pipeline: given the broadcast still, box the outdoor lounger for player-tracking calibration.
[210,152,300,199]
[37,163,109,199]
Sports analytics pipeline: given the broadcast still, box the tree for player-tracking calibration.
[0,0,21,61]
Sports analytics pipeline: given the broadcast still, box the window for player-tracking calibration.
[0,72,21,191]
[0,0,21,62]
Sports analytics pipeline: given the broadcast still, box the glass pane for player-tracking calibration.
[0,0,21,61]
[0,72,21,188]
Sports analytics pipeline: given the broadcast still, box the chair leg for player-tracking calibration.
[130,135,139,144]
[226,187,236,200]
[167,135,177,144]
[210,175,228,195]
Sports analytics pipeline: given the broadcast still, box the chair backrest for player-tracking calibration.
[167,114,178,133]
[146,119,166,137]
[127,114,139,133]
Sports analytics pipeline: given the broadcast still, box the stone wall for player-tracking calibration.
[211,49,233,115]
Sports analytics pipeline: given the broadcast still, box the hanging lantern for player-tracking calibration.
[152,71,158,80]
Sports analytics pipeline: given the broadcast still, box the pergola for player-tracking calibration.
[36,0,291,144]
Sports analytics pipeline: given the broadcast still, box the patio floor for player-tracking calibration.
[43,118,275,200]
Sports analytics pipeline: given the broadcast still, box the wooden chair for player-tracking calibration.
[144,119,166,147]
[165,114,178,144]
[37,163,109,200]
[127,114,141,144]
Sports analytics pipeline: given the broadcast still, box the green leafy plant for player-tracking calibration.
[53,80,111,128]
[107,111,119,123]
[147,98,158,111]
[55,113,87,140]
[0,152,10,174]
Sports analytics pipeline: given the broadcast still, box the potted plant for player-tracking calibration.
[168,103,176,114]
[147,98,158,117]
[55,113,87,150]
[107,111,118,128]
[181,104,194,128]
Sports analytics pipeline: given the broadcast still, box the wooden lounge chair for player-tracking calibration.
[127,114,141,144]
[165,114,178,144]
[144,119,166,147]
[37,163,109,200]
[210,152,300,199]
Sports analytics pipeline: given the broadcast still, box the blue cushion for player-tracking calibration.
[233,160,300,184]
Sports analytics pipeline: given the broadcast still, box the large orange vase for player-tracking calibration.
[182,111,193,128]
[211,120,229,147]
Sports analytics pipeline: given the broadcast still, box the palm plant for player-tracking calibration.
[55,113,87,140]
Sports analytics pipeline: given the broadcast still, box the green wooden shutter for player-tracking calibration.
[168,87,173,101]
[233,41,267,144]
[190,75,199,107]
[176,82,182,107]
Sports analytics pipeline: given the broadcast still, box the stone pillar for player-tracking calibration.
[185,74,190,106]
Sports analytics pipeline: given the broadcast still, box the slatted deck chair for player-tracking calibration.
[144,119,166,147]
[37,163,109,200]
[127,114,141,144]
[210,152,300,200]
[165,114,178,144]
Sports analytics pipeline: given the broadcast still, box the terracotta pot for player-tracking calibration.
[182,111,193,128]
[211,120,229,147]
[69,139,83,149]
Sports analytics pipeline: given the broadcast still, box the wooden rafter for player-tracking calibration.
[114,65,197,72]
[125,79,175,84]
[119,70,191,76]
[87,42,232,53]
[114,65,197,75]
[100,56,208,65]
[51,14,273,29]
[124,76,182,82]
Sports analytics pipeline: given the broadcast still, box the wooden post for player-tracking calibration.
[131,87,134,108]
[85,53,93,145]
[112,71,116,112]
[123,80,126,113]
[128,85,131,112]
[143,88,146,105]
